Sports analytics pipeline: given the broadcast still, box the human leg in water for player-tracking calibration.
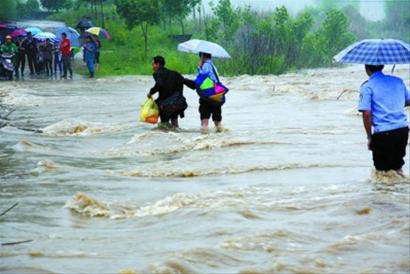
[171,118,179,129]
[201,119,209,134]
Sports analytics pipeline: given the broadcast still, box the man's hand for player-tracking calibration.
[367,137,372,151]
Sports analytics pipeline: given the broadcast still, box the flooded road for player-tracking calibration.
[0,65,409,273]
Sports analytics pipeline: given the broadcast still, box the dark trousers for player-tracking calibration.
[44,59,53,74]
[54,52,62,73]
[62,55,72,77]
[95,51,100,64]
[199,99,222,122]
[26,52,36,74]
[371,127,409,171]
[15,54,25,76]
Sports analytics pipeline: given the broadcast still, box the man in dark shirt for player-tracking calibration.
[22,32,37,75]
[147,56,187,128]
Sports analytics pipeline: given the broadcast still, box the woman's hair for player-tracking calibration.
[199,52,212,59]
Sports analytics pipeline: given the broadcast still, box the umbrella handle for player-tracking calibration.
[391,64,396,74]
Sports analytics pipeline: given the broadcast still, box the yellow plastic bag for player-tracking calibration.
[140,98,159,124]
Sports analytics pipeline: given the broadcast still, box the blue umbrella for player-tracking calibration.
[25,27,42,36]
[34,32,56,39]
[55,27,80,47]
[334,39,410,65]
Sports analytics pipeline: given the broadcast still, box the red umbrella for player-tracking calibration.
[9,29,27,38]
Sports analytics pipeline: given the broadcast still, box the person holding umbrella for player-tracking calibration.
[60,32,72,79]
[335,39,410,176]
[177,39,230,133]
[83,35,97,78]
[42,38,53,75]
[358,65,410,176]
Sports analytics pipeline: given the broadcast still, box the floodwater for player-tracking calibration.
[0,65,409,273]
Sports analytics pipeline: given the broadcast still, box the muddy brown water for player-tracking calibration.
[0,65,409,273]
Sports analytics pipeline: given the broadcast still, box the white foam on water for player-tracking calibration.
[42,119,127,136]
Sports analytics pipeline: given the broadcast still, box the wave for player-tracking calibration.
[122,163,334,178]
[222,229,319,253]
[104,131,285,157]
[1,88,46,107]
[65,182,343,220]
[146,260,196,274]
[0,268,56,274]
[65,193,135,219]
[42,119,128,136]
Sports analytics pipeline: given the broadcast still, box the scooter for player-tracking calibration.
[0,53,15,80]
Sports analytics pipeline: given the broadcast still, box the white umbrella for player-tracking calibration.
[177,39,231,58]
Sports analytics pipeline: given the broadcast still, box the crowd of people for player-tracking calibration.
[0,31,101,80]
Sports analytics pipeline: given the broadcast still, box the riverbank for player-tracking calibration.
[45,4,360,78]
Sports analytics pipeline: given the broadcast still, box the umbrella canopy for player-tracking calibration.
[9,29,27,38]
[34,32,57,40]
[25,27,42,36]
[334,39,410,65]
[55,27,80,46]
[76,18,94,30]
[85,27,111,39]
[177,39,231,58]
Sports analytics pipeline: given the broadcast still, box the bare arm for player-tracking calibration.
[362,111,372,150]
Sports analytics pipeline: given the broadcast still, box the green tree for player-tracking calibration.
[302,9,355,67]
[384,1,410,41]
[321,9,355,56]
[40,0,72,11]
[17,0,40,19]
[0,0,17,20]
[288,11,314,66]
[115,0,159,59]
[213,0,239,41]
[160,0,190,34]
[342,5,370,40]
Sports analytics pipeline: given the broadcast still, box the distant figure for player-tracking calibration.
[147,56,188,129]
[15,38,25,78]
[0,35,17,80]
[95,37,101,64]
[0,35,17,55]
[60,32,72,78]
[358,64,410,176]
[42,38,53,75]
[53,40,62,74]
[22,32,37,75]
[83,36,96,78]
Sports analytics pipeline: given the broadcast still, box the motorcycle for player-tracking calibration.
[0,53,15,80]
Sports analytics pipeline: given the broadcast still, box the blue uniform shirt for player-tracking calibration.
[84,41,96,61]
[358,71,410,133]
[197,59,219,83]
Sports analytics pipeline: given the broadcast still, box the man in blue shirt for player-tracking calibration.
[358,64,410,176]
[83,36,96,78]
